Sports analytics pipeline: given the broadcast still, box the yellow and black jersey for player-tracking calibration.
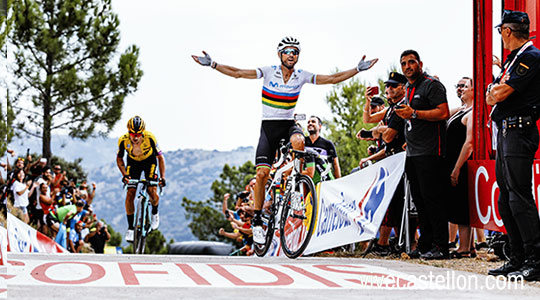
[117,130,162,161]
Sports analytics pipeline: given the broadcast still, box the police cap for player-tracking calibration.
[384,72,408,85]
[495,10,530,28]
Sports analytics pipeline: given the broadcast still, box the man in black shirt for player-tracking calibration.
[305,116,341,185]
[396,50,450,260]
[486,10,540,281]
[85,221,111,254]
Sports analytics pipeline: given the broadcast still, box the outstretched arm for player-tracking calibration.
[191,51,258,79]
[315,56,378,85]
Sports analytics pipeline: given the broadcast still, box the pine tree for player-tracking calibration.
[181,161,256,242]
[7,0,143,159]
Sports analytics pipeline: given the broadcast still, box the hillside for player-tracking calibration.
[8,136,255,244]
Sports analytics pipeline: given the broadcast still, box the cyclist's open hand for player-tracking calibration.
[191,51,213,67]
[122,175,131,185]
[159,177,166,187]
[356,55,378,72]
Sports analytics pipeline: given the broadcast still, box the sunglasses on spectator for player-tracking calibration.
[455,83,466,89]
[385,83,399,88]
[17,157,25,162]
[129,133,142,138]
[281,48,299,56]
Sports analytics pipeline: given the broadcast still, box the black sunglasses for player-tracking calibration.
[385,83,399,88]
[455,83,466,89]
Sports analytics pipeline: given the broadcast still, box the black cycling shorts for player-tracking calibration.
[255,120,303,169]
[126,155,158,188]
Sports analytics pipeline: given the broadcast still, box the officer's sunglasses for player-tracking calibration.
[385,83,399,89]
[497,26,512,34]
[281,48,299,56]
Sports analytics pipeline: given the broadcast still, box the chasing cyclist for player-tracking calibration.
[192,36,377,244]
[116,116,166,242]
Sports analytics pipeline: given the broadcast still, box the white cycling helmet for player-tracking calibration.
[277,36,301,52]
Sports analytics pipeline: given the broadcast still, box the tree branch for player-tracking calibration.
[51,116,90,130]
[51,90,112,117]
[16,126,42,138]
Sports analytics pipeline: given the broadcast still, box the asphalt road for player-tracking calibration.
[3,253,540,299]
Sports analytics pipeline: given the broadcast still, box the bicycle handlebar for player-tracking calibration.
[123,179,164,195]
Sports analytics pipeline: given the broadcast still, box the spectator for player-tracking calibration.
[51,164,66,193]
[305,115,341,185]
[395,49,450,260]
[67,221,84,253]
[359,72,412,255]
[85,221,110,253]
[27,157,48,181]
[67,200,89,231]
[38,183,55,236]
[33,167,53,230]
[12,169,36,224]
[446,77,474,258]
[219,208,254,255]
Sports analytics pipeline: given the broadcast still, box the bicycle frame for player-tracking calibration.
[125,179,160,254]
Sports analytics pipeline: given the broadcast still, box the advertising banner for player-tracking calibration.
[304,152,406,255]
[467,160,540,232]
[7,213,68,254]
[0,226,7,266]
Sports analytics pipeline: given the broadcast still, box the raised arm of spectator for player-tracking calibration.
[88,182,96,204]
[363,90,387,124]
[315,56,378,85]
[395,103,449,121]
[191,51,258,79]
[222,193,230,215]
[450,111,474,187]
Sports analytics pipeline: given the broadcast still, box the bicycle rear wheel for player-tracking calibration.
[254,179,277,257]
[280,174,317,258]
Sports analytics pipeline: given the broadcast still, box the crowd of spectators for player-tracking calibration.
[219,177,256,256]
[1,150,110,253]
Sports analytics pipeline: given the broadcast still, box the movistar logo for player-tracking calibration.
[269,81,279,88]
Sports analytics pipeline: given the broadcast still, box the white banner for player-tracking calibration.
[304,152,406,255]
[7,213,68,254]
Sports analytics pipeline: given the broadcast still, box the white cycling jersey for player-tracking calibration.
[256,66,316,120]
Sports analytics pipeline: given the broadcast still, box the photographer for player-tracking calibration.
[85,221,110,253]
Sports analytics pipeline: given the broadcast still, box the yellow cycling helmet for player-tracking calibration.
[127,116,145,134]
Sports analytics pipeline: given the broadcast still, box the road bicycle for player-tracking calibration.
[254,141,319,258]
[126,179,162,254]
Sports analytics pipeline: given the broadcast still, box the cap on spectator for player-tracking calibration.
[40,158,47,163]
[384,72,408,85]
[495,10,529,27]
[370,96,385,107]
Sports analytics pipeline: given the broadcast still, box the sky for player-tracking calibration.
[105,0,500,151]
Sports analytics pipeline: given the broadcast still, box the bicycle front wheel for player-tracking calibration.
[254,179,277,257]
[133,196,146,254]
[280,174,317,258]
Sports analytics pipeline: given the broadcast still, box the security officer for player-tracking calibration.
[486,10,540,281]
